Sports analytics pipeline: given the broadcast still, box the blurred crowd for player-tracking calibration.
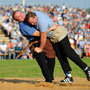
[0,3,90,59]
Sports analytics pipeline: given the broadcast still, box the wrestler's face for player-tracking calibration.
[28,16,38,25]
[14,11,25,22]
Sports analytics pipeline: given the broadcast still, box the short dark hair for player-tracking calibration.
[12,10,18,21]
[26,12,36,20]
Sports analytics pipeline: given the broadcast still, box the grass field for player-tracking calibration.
[0,58,90,78]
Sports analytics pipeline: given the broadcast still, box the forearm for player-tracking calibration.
[33,24,58,36]
[34,24,58,53]
[39,32,47,49]
[33,28,53,36]
[32,30,40,36]
[47,24,58,33]
[34,32,47,53]
[47,27,53,33]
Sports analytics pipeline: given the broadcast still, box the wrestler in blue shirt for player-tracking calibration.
[19,20,38,42]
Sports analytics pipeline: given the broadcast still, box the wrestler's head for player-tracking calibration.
[26,12,38,25]
[12,11,25,22]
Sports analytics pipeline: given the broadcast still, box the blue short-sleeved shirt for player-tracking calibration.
[19,21,38,41]
[32,11,54,37]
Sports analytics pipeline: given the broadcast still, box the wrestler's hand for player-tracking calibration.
[51,24,58,31]
[34,47,42,53]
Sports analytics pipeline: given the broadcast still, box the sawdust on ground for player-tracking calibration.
[0,77,90,90]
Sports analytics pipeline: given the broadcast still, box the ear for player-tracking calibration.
[35,16,37,19]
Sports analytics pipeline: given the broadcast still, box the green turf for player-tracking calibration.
[0,58,90,78]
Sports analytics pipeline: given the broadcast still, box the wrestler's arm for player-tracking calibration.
[32,30,40,36]
[34,24,58,53]
[33,30,47,52]
[40,32,47,50]
[47,24,58,33]
[32,24,58,36]
[34,32,47,53]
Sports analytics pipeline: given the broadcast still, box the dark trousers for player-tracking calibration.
[46,57,55,80]
[52,36,87,74]
[33,43,55,82]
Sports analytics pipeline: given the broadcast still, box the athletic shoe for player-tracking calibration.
[59,76,74,83]
[84,67,90,81]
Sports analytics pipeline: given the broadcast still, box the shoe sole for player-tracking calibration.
[58,81,74,84]
[87,78,90,81]
[58,82,74,86]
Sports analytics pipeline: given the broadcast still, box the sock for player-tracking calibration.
[65,71,72,77]
[84,66,88,71]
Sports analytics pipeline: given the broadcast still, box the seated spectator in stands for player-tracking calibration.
[85,21,90,29]
[58,17,64,25]
[75,45,82,58]
[8,40,14,48]
[17,40,23,49]
[22,53,28,59]
[78,39,85,50]
[81,48,86,58]
[20,44,27,59]
[15,43,21,58]
[51,15,57,23]
[0,41,8,53]
[10,28,17,39]
[11,36,18,47]
[69,37,75,49]
[84,42,90,58]
[26,48,33,59]
[0,41,8,59]
[8,46,15,59]
[8,40,15,59]
[75,35,80,48]
[1,20,12,37]
[0,48,3,59]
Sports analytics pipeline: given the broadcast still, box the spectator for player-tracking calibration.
[0,41,8,59]
[26,48,33,59]
[8,40,15,59]
[11,36,18,47]
[84,42,90,58]
[15,43,21,58]
[75,45,82,58]
[0,48,4,59]
[20,44,27,59]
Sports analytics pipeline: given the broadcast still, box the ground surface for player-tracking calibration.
[0,77,90,90]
